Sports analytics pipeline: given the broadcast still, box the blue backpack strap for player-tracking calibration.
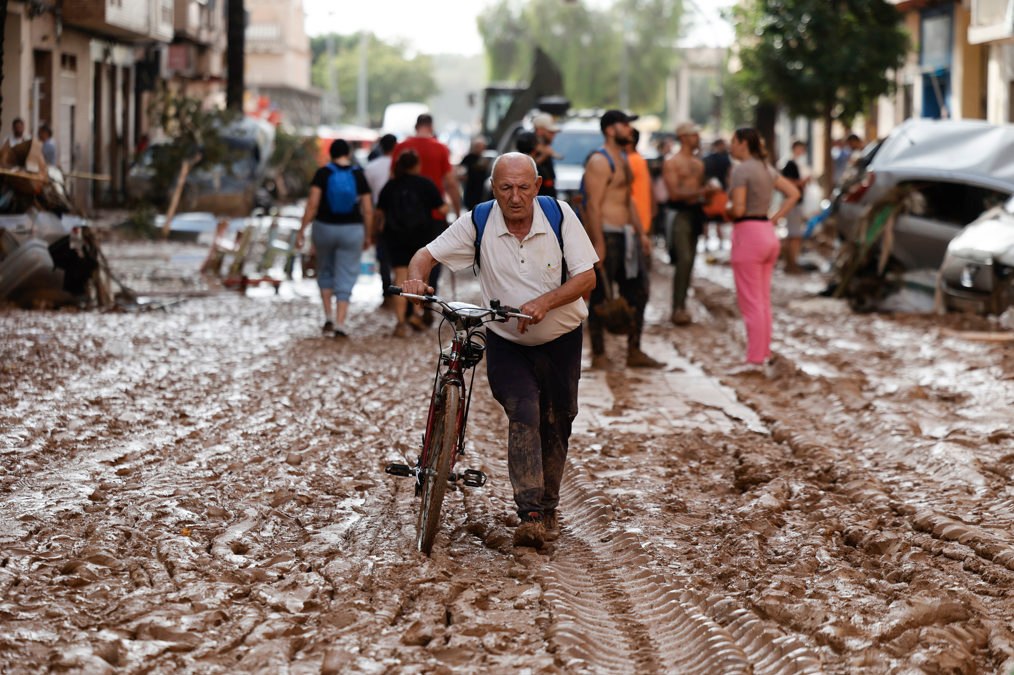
[471,200,495,275]
[595,147,615,174]
[535,195,568,284]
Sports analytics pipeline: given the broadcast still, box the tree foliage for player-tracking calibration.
[731,0,908,189]
[310,34,436,127]
[732,0,908,124]
[477,0,685,113]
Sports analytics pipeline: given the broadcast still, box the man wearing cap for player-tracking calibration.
[532,112,560,198]
[583,109,663,370]
[662,121,714,326]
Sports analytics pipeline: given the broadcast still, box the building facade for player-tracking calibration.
[244,0,320,129]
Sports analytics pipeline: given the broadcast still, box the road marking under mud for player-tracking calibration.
[576,334,767,435]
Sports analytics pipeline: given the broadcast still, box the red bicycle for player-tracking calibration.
[385,286,531,555]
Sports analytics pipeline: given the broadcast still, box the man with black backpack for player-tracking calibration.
[402,152,597,550]
[376,150,447,337]
[297,139,373,337]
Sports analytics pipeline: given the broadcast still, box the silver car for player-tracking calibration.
[835,119,1014,271]
[939,195,1014,314]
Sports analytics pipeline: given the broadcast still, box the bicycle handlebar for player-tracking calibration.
[387,286,533,322]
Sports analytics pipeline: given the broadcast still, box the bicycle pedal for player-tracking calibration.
[385,462,414,478]
[461,469,487,488]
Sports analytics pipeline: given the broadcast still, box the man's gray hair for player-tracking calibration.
[490,152,538,181]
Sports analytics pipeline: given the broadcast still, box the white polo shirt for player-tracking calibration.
[426,199,598,346]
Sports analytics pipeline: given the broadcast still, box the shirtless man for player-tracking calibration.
[663,121,714,326]
[583,109,662,369]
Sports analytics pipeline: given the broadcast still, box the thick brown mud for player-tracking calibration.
[2,240,1013,673]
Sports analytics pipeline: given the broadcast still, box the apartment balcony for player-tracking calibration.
[62,0,174,43]
[969,0,1014,43]
[174,0,226,49]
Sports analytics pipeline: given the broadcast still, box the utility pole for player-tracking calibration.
[226,0,245,112]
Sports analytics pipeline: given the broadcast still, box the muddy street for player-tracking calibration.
[2,240,1014,674]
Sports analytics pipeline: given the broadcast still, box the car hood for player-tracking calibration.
[947,207,1014,265]
[555,163,585,193]
[872,119,1014,193]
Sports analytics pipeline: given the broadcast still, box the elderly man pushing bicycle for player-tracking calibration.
[404,152,598,548]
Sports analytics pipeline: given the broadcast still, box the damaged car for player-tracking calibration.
[938,195,1014,315]
[835,119,1014,271]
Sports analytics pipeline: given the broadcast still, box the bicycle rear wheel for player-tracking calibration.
[416,383,460,555]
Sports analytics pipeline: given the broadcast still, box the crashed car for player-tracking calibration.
[938,195,1014,315]
[835,119,1014,271]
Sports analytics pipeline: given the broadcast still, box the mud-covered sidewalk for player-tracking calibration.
[2,240,1014,674]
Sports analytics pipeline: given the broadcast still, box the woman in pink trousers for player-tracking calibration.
[727,128,800,367]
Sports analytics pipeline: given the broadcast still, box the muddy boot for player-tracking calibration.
[543,509,561,542]
[670,308,692,326]
[392,322,411,338]
[513,512,546,549]
[591,353,610,370]
[627,348,663,369]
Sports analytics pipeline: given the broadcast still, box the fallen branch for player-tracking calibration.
[940,328,1014,343]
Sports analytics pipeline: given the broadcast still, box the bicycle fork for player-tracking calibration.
[385,381,487,489]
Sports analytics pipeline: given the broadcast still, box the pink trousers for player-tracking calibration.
[730,220,780,364]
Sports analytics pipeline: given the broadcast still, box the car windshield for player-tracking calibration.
[554,129,603,167]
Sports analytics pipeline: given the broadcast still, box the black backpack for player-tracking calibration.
[384,179,433,240]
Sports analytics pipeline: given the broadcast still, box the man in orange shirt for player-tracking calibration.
[627,128,654,257]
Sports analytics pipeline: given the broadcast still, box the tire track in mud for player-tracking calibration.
[682,270,1014,671]
[543,467,823,674]
[452,355,824,673]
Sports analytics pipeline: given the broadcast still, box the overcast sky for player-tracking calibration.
[301,0,734,56]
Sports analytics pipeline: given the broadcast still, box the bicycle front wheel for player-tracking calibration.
[416,383,460,555]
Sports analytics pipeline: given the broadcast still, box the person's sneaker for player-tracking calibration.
[512,512,546,548]
[627,348,664,369]
[392,322,411,338]
[322,320,335,335]
[670,309,692,326]
[590,354,610,370]
[333,326,349,338]
[543,509,561,542]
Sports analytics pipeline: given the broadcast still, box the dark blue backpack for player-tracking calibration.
[325,163,360,214]
[471,195,567,283]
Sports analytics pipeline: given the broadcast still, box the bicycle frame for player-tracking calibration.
[418,305,490,489]
[385,289,530,554]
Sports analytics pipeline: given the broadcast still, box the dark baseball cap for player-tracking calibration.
[600,109,639,132]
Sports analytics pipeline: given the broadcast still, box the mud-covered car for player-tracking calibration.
[835,119,1014,271]
[938,195,1014,314]
[127,118,275,216]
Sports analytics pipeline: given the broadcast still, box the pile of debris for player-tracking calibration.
[0,137,114,308]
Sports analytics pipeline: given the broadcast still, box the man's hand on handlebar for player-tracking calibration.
[401,279,433,302]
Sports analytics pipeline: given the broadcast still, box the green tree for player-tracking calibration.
[732,0,909,192]
[477,0,684,113]
[310,34,436,127]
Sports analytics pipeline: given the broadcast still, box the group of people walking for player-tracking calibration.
[299,111,800,370]
[300,111,799,549]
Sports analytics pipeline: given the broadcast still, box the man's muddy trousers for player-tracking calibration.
[485,327,583,518]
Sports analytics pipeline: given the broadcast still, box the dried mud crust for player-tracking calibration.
[2,240,1013,673]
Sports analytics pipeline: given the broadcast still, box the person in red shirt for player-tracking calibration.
[391,115,462,312]
[392,114,461,221]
